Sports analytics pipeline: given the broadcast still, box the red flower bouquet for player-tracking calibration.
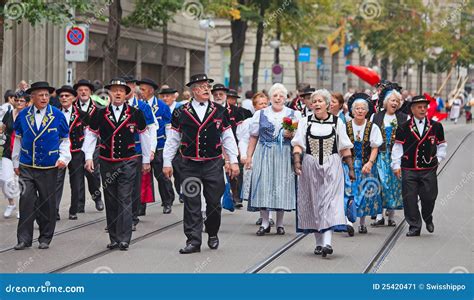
[282,117,298,132]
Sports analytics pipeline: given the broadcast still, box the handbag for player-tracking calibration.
[221,174,234,212]
[346,196,357,223]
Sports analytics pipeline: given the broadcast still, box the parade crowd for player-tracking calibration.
[0,74,457,257]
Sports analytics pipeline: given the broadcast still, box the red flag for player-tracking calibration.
[424,93,448,122]
[346,65,381,86]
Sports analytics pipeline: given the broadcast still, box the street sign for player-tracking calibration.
[65,24,88,62]
[272,64,283,84]
[298,46,311,63]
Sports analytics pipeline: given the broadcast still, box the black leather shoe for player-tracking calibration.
[314,246,323,255]
[132,224,137,231]
[234,201,243,209]
[77,207,85,213]
[276,227,285,235]
[269,218,275,226]
[119,242,129,251]
[256,226,271,236]
[321,245,333,258]
[255,218,262,225]
[370,218,385,227]
[406,230,421,237]
[179,194,184,203]
[426,222,434,233]
[14,242,30,250]
[95,200,104,211]
[38,242,49,249]
[163,205,172,214]
[138,205,146,216]
[347,225,355,237]
[107,242,119,249]
[387,220,396,227]
[359,225,368,234]
[69,214,78,220]
[370,215,376,220]
[179,244,200,254]
[208,236,219,250]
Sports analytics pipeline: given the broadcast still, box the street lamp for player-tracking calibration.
[199,18,215,75]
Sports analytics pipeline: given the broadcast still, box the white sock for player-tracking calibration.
[346,217,353,227]
[323,230,333,246]
[314,232,323,247]
[376,213,383,221]
[360,216,366,226]
[276,211,284,227]
[268,211,273,219]
[261,210,270,229]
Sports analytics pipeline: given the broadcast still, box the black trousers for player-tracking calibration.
[151,149,175,207]
[132,156,142,224]
[100,158,137,244]
[172,155,183,195]
[230,162,244,203]
[82,147,102,207]
[402,168,438,232]
[55,151,85,215]
[17,166,58,245]
[181,159,225,246]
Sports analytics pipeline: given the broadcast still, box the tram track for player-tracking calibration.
[0,202,161,254]
[245,129,472,274]
[48,219,183,273]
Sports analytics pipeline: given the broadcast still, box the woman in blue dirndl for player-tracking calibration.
[370,88,409,227]
[343,93,383,235]
[245,83,301,236]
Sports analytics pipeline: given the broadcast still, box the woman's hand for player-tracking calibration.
[283,130,294,139]
[362,161,373,174]
[244,158,252,170]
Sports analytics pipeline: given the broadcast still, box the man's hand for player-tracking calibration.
[163,167,173,179]
[240,157,247,165]
[224,161,231,174]
[142,163,151,173]
[244,158,252,170]
[393,168,401,179]
[56,160,67,169]
[85,159,94,173]
[283,130,294,139]
[150,151,155,162]
[14,168,20,176]
[229,163,240,179]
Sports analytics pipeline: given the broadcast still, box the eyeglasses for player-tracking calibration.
[59,94,73,98]
[193,83,211,89]
[14,99,26,103]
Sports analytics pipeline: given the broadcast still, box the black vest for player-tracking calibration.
[172,101,231,161]
[395,118,445,170]
[88,104,146,161]
[67,105,89,152]
[346,120,373,165]
[372,111,408,152]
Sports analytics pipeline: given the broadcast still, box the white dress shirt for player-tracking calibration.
[62,106,72,126]
[162,99,239,167]
[129,97,158,153]
[349,119,383,148]
[112,104,124,122]
[34,107,47,130]
[78,99,91,112]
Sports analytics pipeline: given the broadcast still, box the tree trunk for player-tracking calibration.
[103,0,122,82]
[274,18,281,64]
[381,56,389,80]
[418,61,423,93]
[161,22,168,84]
[229,18,247,90]
[292,45,300,87]
[251,2,266,94]
[392,63,398,82]
[0,1,6,94]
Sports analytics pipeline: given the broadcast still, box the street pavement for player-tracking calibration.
[0,122,471,273]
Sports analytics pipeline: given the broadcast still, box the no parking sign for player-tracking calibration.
[65,24,88,62]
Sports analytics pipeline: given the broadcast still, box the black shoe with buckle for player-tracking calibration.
[314,246,323,255]
[406,230,421,237]
[95,200,104,211]
[208,236,219,250]
[256,218,262,225]
[359,225,368,234]
[370,218,385,227]
[387,219,396,227]
[119,242,129,251]
[276,227,285,235]
[163,205,172,214]
[321,245,333,258]
[269,218,275,226]
[38,242,49,250]
[256,226,271,236]
[107,242,119,249]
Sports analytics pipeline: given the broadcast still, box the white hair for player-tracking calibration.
[383,90,402,110]
[351,99,369,113]
[311,89,331,106]
[268,83,288,99]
